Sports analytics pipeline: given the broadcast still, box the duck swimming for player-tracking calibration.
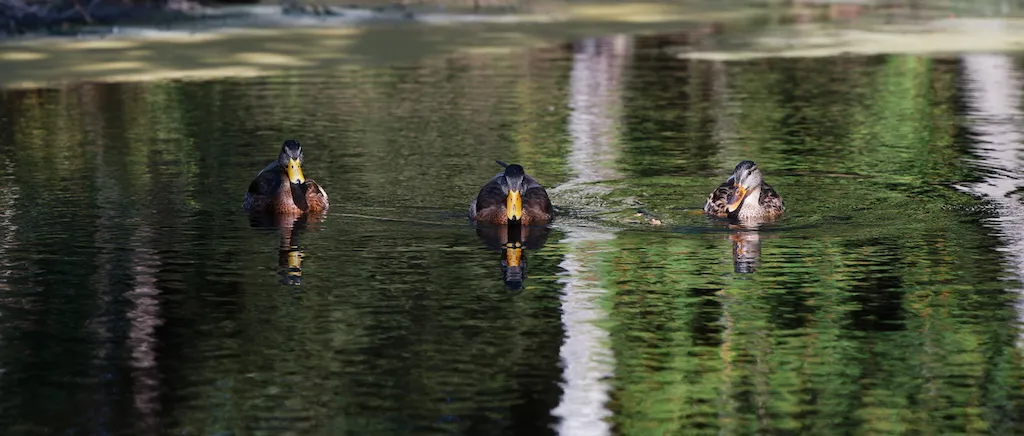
[243,140,329,214]
[469,161,553,225]
[704,160,784,220]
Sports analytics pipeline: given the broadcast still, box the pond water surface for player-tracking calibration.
[1,31,1023,435]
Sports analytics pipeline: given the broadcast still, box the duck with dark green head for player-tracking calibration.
[469,161,553,226]
[243,140,329,214]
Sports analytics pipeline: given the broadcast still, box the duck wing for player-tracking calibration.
[703,179,734,217]
[522,175,553,219]
[469,173,506,218]
[248,161,284,197]
[759,182,785,213]
[303,180,329,212]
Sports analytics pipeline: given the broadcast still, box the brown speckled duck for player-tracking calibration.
[704,160,784,220]
[243,140,329,214]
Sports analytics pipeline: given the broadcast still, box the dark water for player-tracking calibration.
[1,33,1024,435]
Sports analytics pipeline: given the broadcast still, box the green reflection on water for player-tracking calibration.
[595,44,1024,435]
[0,33,1022,435]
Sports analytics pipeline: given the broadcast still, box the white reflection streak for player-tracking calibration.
[959,53,1024,346]
[0,159,18,294]
[552,35,631,436]
[127,226,164,430]
[0,158,17,353]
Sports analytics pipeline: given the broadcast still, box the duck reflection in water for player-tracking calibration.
[248,211,325,286]
[729,224,762,274]
[476,224,551,290]
[725,214,790,274]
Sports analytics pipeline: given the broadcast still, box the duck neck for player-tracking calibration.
[739,185,763,215]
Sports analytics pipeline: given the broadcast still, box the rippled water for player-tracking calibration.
[1,32,1024,435]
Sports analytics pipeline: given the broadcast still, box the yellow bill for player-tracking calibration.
[287,158,305,184]
[506,190,523,221]
[726,185,747,213]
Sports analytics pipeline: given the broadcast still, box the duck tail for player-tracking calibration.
[495,160,510,168]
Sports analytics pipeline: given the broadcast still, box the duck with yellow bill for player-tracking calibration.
[704,160,784,220]
[243,140,329,214]
[469,161,553,226]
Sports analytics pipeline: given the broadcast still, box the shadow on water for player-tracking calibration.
[476,224,551,290]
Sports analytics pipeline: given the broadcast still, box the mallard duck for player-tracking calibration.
[243,140,329,214]
[704,160,784,220]
[469,161,553,225]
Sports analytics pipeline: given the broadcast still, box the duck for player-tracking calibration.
[469,161,553,226]
[243,140,329,214]
[704,160,784,220]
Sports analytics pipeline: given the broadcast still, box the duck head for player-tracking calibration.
[726,160,763,214]
[278,140,306,185]
[279,140,310,211]
[501,163,526,222]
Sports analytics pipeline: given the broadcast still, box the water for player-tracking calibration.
[1,32,1024,435]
